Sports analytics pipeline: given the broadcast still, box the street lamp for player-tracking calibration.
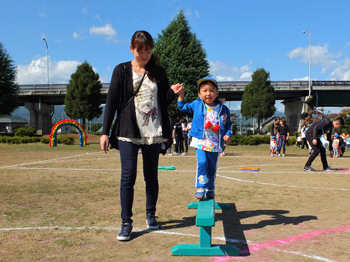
[43,38,49,86]
[303,31,311,97]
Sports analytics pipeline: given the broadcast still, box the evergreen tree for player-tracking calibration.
[241,68,276,130]
[64,61,103,131]
[0,43,19,116]
[153,9,210,117]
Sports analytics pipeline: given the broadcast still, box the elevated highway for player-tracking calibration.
[17,81,350,134]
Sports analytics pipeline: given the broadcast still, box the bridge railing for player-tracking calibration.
[18,81,350,93]
[18,83,110,92]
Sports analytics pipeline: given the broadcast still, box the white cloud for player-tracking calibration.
[209,60,252,81]
[82,7,88,15]
[16,56,82,84]
[330,57,350,80]
[288,44,340,73]
[38,12,46,18]
[89,23,117,40]
[195,10,200,18]
[73,32,86,40]
[292,76,309,81]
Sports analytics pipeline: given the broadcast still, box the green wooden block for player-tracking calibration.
[187,202,230,210]
[196,199,215,227]
[171,244,240,256]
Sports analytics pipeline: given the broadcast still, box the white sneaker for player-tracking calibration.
[282,154,285,157]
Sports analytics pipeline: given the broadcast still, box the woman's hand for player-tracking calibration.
[100,135,109,154]
[313,139,317,145]
[223,135,231,144]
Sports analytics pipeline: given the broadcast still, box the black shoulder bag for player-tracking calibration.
[109,72,146,150]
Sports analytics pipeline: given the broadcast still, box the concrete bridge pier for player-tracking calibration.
[282,97,312,134]
[25,102,54,135]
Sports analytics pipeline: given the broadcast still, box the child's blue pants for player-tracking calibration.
[195,148,219,190]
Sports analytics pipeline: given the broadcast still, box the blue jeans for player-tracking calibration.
[278,137,286,154]
[118,140,161,224]
[195,149,219,190]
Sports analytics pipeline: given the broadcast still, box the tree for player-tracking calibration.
[241,68,276,130]
[153,9,210,117]
[64,61,103,131]
[304,108,350,134]
[0,42,19,116]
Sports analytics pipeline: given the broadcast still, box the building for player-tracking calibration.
[0,118,29,134]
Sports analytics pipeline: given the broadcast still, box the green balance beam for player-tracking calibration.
[171,198,240,256]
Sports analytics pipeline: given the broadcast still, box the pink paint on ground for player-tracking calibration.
[209,225,350,262]
[249,225,350,252]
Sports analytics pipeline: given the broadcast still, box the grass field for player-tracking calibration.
[0,138,350,261]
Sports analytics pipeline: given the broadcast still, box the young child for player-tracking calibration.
[172,77,232,199]
[332,133,340,158]
[296,134,302,149]
[270,136,277,156]
[346,134,350,151]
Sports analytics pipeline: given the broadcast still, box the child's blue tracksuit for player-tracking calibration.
[178,98,232,190]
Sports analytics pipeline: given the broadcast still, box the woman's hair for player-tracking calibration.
[131,30,164,82]
[280,118,286,125]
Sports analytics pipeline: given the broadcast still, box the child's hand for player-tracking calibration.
[223,135,231,144]
[171,83,184,95]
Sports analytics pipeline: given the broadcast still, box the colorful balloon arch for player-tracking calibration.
[49,119,87,147]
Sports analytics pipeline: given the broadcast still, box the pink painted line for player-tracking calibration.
[210,225,350,262]
[249,225,350,252]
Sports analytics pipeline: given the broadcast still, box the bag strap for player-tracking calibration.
[121,72,146,111]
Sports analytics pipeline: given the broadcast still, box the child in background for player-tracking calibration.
[346,134,350,151]
[270,136,278,156]
[296,134,302,149]
[332,133,340,158]
[172,77,232,199]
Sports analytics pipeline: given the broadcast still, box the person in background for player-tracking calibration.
[270,136,278,156]
[332,133,340,158]
[173,118,184,155]
[182,119,189,155]
[296,134,302,149]
[270,117,280,138]
[300,125,307,149]
[304,117,344,171]
[346,134,350,151]
[277,118,290,157]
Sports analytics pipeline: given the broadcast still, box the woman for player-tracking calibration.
[100,31,182,241]
[277,118,290,157]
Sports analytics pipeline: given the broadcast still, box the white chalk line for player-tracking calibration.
[0,151,105,169]
[0,225,249,245]
[0,226,339,262]
[217,174,350,191]
[281,250,339,262]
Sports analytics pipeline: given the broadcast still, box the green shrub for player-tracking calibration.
[14,126,37,137]
[41,137,50,144]
[288,137,296,146]
[6,137,21,144]
[19,136,31,144]
[57,135,75,145]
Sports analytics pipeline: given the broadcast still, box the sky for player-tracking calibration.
[2,0,350,113]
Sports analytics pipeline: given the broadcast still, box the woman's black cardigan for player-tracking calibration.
[102,61,175,145]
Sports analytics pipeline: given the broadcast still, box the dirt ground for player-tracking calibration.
[0,136,350,261]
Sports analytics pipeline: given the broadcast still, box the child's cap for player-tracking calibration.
[271,136,275,139]
[334,133,339,137]
[197,76,218,91]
